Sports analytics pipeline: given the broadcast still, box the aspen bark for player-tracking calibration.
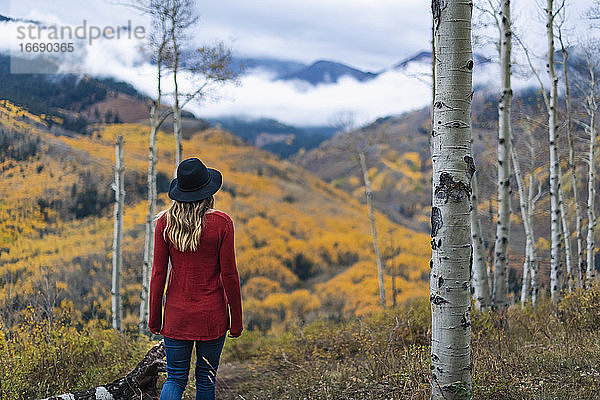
[112,135,125,332]
[170,11,183,172]
[358,151,386,307]
[487,199,494,295]
[586,66,597,284]
[527,173,540,306]
[492,0,513,312]
[430,0,473,397]
[139,102,159,334]
[471,173,491,310]
[137,0,170,335]
[511,146,537,305]
[547,0,563,302]
[173,106,182,171]
[559,38,585,288]
[559,167,574,292]
[431,19,436,113]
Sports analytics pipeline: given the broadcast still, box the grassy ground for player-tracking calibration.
[2,286,600,399]
[214,286,600,400]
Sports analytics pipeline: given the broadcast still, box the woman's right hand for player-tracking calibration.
[228,330,242,338]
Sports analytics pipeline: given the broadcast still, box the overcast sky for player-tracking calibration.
[1,0,597,125]
[4,0,593,70]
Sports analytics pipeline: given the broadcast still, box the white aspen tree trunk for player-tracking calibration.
[358,151,386,307]
[492,0,512,312]
[430,0,473,397]
[138,4,169,335]
[431,20,436,113]
[471,173,491,310]
[173,105,182,170]
[139,100,159,334]
[170,15,183,172]
[527,173,540,305]
[487,200,494,295]
[559,167,574,292]
[547,0,563,302]
[511,146,535,305]
[112,135,125,332]
[586,74,597,284]
[560,40,585,288]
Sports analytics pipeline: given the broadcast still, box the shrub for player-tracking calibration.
[0,309,150,400]
[558,283,600,332]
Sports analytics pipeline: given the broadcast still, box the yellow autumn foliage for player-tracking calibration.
[0,106,430,334]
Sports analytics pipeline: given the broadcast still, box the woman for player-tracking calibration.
[148,157,243,400]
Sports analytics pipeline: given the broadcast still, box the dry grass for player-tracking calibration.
[216,287,600,400]
[3,287,600,399]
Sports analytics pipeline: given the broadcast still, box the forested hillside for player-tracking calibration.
[293,88,600,300]
[0,100,430,335]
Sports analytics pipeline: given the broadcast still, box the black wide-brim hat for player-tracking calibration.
[168,157,222,202]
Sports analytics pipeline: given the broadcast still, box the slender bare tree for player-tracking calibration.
[162,0,237,172]
[514,2,569,301]
[112,135,125,332]
[558,165,574,292]
[332,112,387,307]
[471,172,491,310]
[585,98,597,285]
[573,42,599,284]
[471,0,512,312]
[430,0,473,397]
[558,18,585,289]
[165,0,195,168]
[489,0,513,314]
[511,142,542,306]
[137,0,173,335]
[358,151,386,307]
[545,0,564,302]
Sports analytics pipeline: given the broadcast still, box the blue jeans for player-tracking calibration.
[160,335,226,400]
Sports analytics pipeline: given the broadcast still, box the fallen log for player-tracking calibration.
[40,340,166,400]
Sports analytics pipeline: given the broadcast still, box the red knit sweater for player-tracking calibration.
[148,209,243,340]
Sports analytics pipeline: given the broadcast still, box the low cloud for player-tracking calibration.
[0,9,552,128]
[187,69,432,127]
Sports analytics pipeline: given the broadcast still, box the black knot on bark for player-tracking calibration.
[430,294,449,305]
[435,172,472,204]
[460,313,471,329]
[464,155,476,179]
[466,60,474,70]
[431,207,443,237]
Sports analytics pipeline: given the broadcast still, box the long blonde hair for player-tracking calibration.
[156,196,215,252]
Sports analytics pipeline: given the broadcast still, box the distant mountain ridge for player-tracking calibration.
[278,60,378,85]
[393,51,492,69]
[0,54,335,157]
[0,13,40,24]
[209,116,336,157]
[232,57,378,85]
[234,51,492,86]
